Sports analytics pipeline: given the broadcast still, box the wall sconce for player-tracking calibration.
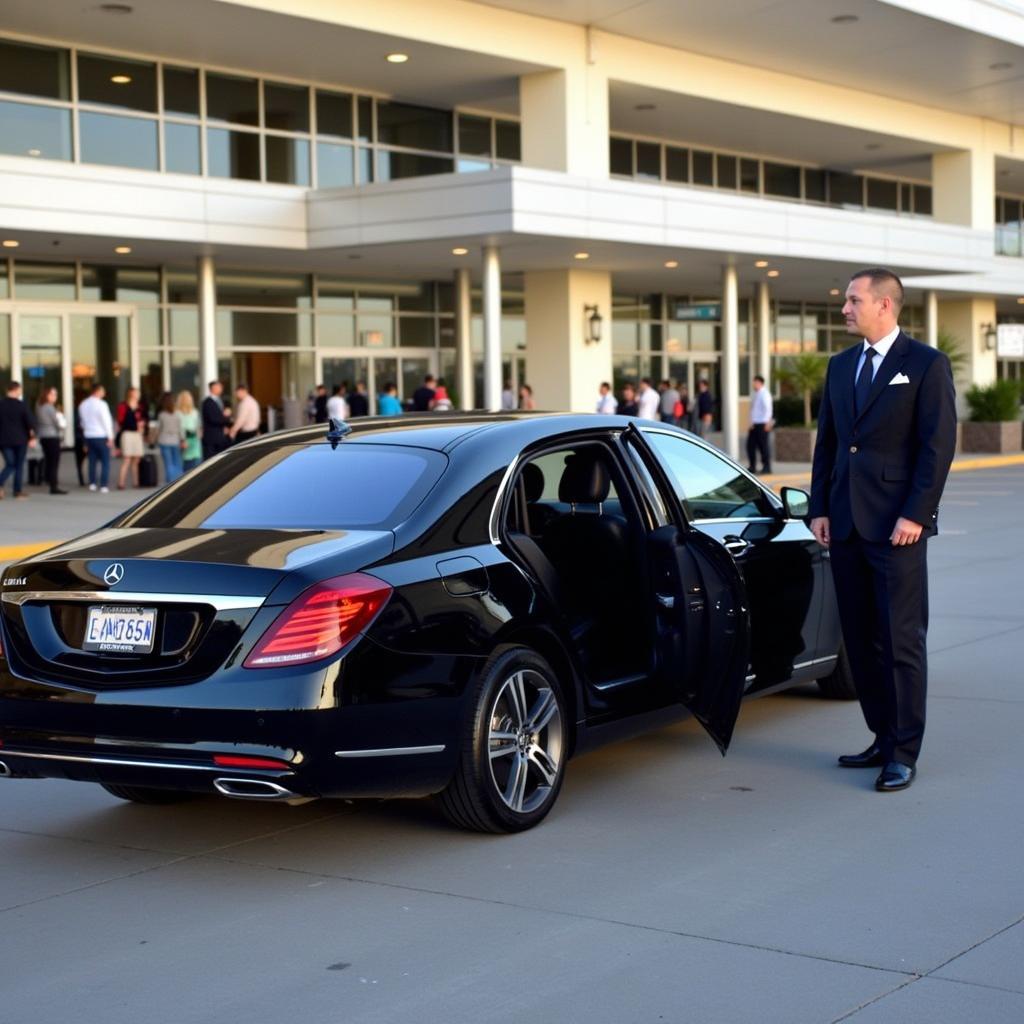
[584,304,603,345]
[981,322,997,351]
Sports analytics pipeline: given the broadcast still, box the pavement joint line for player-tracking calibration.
[828,976,922,1023]
[0,808,349,917]
[929,621,1024,656]
[918,910,1024,982]
[199,849,922,981]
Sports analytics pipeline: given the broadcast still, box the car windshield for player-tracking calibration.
[117,442,446,531]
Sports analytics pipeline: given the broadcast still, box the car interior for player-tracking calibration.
[504,443,651,683]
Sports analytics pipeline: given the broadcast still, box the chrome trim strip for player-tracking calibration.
[334,744,446,758]
[1,590,262,611]
[691,516,778,526]
[213,778,295,799]
[793,656,839,669]
[488,453,525,545]
[0,749,225,771]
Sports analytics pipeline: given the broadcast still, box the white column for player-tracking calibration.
[454,267,473,411]
[756,281,772,389]
[197,254,218,390]
[925,290,939,348]
[482,245,502,412]
[721,264,740,461]
[932,149,995,229]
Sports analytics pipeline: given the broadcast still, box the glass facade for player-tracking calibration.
[995,194,1024,257]
[0,35,521,187]
[611,134,933,217]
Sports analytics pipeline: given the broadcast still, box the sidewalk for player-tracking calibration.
[2,450,1023,570]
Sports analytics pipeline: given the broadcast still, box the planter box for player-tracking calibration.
[960,421,1023,453]
[773,427,816,463]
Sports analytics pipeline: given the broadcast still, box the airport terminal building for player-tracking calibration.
[0,0,1022,457]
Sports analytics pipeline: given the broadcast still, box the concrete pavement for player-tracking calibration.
[0,460,1022,1022]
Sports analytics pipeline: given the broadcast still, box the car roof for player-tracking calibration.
[232,412,638,454]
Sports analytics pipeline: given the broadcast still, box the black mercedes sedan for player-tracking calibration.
[0,414,853,832]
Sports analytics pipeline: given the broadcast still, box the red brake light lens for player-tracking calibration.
[243,573,392,669]
[213,755,291,770]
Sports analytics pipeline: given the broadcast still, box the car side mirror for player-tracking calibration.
[781,486,810,520]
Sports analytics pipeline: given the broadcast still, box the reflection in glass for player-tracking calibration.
[205,72,259,125]
[317,314,355,347]
[398,318,434,346]
[165,121,201,174]
[357,96,373,143]
[804,168,826,202]
[207,128,260,180]
[458,114,491,156]
[867,178,899,210]
[357,315,394,347]
[215,310,310,346]
[376,101,452,151]
[636,141,660,179]
[171,351,201,397]
[137,308,161,348]
[316,142,354,187]
[377,151,453,181]
[265,135,310,185]
[397,283,434,311]
[0,315,11,383]
[166,268,198,304]
[316,90,352,138]
[828,170,863,207]
[216,270,311,308]
[139,352,164,405]
[81,265,160,302]
[264,82,309,132]
[358,147,373,183]
[740,158,759,193]
[692,150,714,186]
[665,146,689,182]
[610,137,632,176]
[80,111,158,170]
[913,185,932,215]
[14,262,76,301]
[457,158,490,173]
[317,280,355,309]
[163,66,199,117]
[0,39,70,100]
[70,314,130,405]
[495,120,520,161]
[0,262,8,299]
[0,101,71,161]
[765,162,800,198]
[18,315,62,408]
[169,308,200,347]
[77,53,156,112]
[716,154,737,189]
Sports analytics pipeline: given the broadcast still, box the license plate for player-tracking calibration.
[83,605,157,654]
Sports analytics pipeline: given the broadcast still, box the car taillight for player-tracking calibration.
[243,573,392,669]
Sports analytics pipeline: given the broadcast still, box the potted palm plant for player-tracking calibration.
[961,380,1023,453]
[937,328,968,452]
[773,354,828,462]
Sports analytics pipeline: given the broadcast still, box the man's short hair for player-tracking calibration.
[600,381,610,390]
[850,268,905,312]
[208,380,221,390]
[91,383,104,394]
[7,381,20,393]
[753,374,765,384]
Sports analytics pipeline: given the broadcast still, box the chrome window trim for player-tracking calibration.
[792,655,839,670]
[334,744,445,758]
[1,590,263,611]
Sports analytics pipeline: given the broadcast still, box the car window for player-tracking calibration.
[524,448,621,506]
[118,443,446,531]
[643,430,766,520]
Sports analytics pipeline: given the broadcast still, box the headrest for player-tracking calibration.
[521,462,545,503]
[558,452,610,505]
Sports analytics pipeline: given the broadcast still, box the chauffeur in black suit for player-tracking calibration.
[809,268,956,792]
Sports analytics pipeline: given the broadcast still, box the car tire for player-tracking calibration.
[816,643,858,700]
[438,645,568,833]
[100,783,196,805]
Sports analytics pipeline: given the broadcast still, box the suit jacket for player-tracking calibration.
[809,331,956,543]
[201,396,228,452]
[0,397,35,447]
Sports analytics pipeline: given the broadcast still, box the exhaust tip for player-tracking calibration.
[212,777,315,805]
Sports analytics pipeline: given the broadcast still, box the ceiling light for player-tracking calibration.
[2,239,19,248]
[829,288,840,296]
[451,247,468,256]
[830,14,858,23]
[754,260,769,268]
[27,148,41,156]
[664,260,678,268]
[766,269,780,278]
[989,61,1013,71]
[865,143,882,150]
[347,254,361,260]
[99,3,134,12]
[574,252,590,260]
[110,74,132,84]
[634,103,656,111]
[386,53,409,64]
[1018,297,1024,305]
[114,245,132,254]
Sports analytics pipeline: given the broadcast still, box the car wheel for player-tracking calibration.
[817,643,858,700]
[100,783,197,805]
[438,646,567,833]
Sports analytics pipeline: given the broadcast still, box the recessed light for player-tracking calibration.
[2,239,19,248]
[989,61,1013,71]
[110,74,132,84]
[1017,297,1024,304]
[99,3,134,13]
[634,103,656,111]
[754,260,769,268]
[766,269,780,278]
[347,254,362,260]
[664,260,679,268]
[831,14,858,24]
[451,247,468,256]
[865,143,882,151]
[27,148,41,157]
[574,252,590,260]
[829,288,841,296]
[114,245,132,254]
[386,53,409,64]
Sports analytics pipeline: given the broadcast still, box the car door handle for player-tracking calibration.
[723,536,750,557]
[656,593,675,609]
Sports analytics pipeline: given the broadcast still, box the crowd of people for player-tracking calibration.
[593,377,717,435]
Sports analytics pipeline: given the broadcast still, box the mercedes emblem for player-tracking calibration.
[103,563,125,586]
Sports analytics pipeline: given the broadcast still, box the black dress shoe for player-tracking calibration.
[838,743,884,768]
[875,762,916,792]
[50,488,68,495]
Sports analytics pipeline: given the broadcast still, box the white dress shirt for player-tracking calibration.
[750,386,774,425]
[596,392,618,414]
[78,395,114,440]
[326,394,349,420]
[637,386,660,421]
[856,326,900,383]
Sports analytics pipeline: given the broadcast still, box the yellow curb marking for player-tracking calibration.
[0,540,61,561]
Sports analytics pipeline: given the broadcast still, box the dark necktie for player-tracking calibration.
[855,347,878,415]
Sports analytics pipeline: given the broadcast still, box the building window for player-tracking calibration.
[996,194,1024,257]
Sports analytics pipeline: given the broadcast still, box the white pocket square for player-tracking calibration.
[889,373,910,385]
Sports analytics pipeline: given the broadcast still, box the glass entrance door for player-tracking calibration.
[7,306,138,445]
[317,350,436,415]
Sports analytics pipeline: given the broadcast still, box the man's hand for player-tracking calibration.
[890,517,924,546]
[810,516,830,548]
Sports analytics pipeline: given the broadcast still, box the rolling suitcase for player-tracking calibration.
[138,453,159,487]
